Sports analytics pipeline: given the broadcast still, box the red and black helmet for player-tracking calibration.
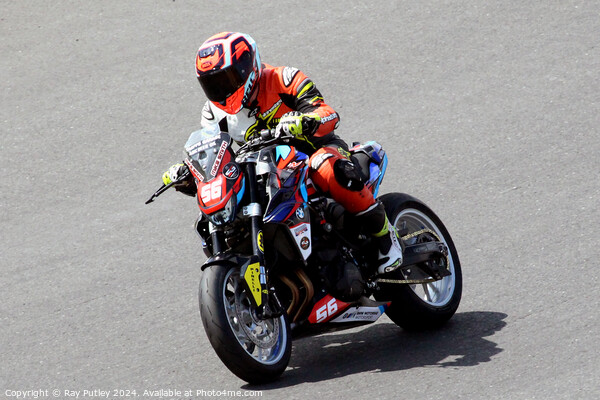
[196,32,261,114]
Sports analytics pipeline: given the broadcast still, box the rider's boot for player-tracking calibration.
[356,202,404,275]
[373,216,404,274]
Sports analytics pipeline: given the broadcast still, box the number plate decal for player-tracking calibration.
[308,295,350,324]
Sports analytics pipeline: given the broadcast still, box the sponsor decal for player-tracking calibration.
[283,66,299,87]
[244,262,262,306]
[331,306,386,323]
[337,146,351,159]
[300,237,310,250]
[293,224,308,237]
[285,161,304,170]
[184,158,203,182]
[197,45,224,72]
[321,112,338,123]
[260,99,282,119]
[210,140,229,176]
[241,70,257,105]
[295,207,305,220]
[223,162,240,180]
[186,137,219,157]
[257,231,264,253]
[354,311,379,319]
[292,221,312,259]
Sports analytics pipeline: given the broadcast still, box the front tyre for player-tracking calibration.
[375,193,462,330]
[199,265,291,384]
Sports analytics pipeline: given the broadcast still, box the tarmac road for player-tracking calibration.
[2,1,599,399]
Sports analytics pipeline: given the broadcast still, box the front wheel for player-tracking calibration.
[375,193,462,330]
[199,264,291,384]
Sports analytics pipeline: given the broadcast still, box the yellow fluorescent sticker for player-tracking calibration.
[244,262,262,306]
[257,231,264,253]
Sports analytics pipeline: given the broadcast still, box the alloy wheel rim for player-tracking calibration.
[395,209,456,307]
[222,269,286,365]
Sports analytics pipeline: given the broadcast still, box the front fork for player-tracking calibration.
[242,161,270,311]
[205,161,280,319]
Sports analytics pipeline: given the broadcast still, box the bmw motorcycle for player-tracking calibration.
[146,124,462,384]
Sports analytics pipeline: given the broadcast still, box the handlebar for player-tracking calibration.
[147,127,289,204]
[260,128,276,140]
[237,128,292,155]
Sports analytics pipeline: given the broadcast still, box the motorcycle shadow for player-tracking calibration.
[251,311,507,389]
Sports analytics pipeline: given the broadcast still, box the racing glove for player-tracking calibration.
[162,163,187,185]
[275,111,321,138]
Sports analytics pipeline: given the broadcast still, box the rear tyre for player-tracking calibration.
[375,193,462,330]
[199,264,291,384]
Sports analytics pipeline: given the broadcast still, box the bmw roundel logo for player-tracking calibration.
[295,207,305,220]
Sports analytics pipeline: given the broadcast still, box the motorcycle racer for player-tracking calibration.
[164,31,402,275]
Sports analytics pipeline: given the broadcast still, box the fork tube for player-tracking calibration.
[244,161,269,309]
[208,222,224,254]
[245,162,265,263]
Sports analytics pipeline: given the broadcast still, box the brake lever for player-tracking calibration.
[145,183,173,204]
[145,168,191,204]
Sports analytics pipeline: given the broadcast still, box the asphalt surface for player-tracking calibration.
[2,1,599,399]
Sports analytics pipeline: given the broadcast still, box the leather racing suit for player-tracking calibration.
[200,64,376,215]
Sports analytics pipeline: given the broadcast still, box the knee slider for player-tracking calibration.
[333,159,365,191]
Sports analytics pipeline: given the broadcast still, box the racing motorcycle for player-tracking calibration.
[146,124,462,384]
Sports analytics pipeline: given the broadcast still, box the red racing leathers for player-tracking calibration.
[200,64,376,214]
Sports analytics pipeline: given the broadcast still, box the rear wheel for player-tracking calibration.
[199,265,291,383]
[375,193,462,330]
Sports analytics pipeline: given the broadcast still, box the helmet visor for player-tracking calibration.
[198,51,253,103]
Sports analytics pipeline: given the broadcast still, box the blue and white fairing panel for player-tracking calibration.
[329,304,388,323]
[259,145,313,260]
[286,204,312,260]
